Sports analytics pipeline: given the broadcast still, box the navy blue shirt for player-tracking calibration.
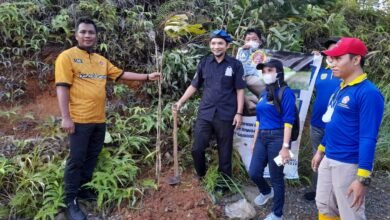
[256,87,296,130]
[191,55,246,121]
[310,67,341,128]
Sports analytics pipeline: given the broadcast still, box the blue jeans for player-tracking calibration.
[249,129,285,217]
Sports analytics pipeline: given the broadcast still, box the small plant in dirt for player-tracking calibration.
[35,116,63,138]
[202,150,248,197]
[0,142,66,219]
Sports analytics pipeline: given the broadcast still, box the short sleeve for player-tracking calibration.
[234,62,246,89]
[107,59,124,81]
[191,61,204,89]
[281,88,296,125]
[236,47,243,60]
[55,53,73,86]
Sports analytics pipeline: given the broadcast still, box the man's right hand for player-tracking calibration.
[61,117,75,134]
[311,150,324,172]
[172,101,182,113]
[312,50,321,56]
[242,43,252,49]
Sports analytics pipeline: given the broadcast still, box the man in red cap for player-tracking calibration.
[311,37,384,220]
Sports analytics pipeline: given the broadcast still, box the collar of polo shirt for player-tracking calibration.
[340,73,367,89]
[208,54,229,63]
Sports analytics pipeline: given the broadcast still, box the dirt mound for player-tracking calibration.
[120,169,221,220]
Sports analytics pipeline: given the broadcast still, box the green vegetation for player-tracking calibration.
[0,0,389,218]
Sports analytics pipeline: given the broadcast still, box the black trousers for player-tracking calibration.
[192,117,234,177]
[64,123,106,203]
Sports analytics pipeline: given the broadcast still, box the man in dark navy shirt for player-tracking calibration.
[173,30,246,179]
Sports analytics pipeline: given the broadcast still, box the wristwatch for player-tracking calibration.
[282,143,289,148]
[356,176,371,187]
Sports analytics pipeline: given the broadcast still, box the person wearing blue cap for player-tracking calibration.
[249,59,296,220]
[173,30,246,184]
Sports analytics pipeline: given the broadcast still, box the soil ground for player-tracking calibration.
[117,168,222,220]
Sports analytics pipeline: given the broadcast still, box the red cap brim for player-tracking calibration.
[321,47,348,57]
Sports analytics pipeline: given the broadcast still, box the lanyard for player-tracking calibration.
[328,88,341,108]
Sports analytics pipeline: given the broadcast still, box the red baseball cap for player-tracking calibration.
[321,37,368,57]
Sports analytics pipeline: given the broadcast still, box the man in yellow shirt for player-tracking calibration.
[55,18,160,220]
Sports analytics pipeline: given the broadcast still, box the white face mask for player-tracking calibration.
[325,58,333,67]
[263,73,278,84]
[248,41,260,49]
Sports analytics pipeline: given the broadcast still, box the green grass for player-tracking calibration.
[375,82,390,171]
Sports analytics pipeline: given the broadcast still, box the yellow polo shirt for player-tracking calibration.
[55,47,123,123]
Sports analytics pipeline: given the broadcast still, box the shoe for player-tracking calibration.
[66,199,87,220]
[254,188,274,206]
[264,212,283,220]
[193,174,204,181]
[304,191,316,201]
[78,188,97,201]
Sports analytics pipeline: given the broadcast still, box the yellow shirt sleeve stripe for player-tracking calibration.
[284,123,293,128]
[318,144,325,152]
[357,168,371,178]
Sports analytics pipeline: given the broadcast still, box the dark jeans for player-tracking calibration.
[64,123,106,203]
[249,129,285,217]
[192,117,234,177]
[310,125,325,191]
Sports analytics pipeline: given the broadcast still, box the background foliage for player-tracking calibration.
[0,0,389,218]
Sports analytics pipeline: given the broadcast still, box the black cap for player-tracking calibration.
[256,59,284,73]
[323,37,341,49]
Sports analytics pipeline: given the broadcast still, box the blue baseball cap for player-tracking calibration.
[210,30,233,43]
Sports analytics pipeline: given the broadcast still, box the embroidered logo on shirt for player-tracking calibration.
[320,73,327,80]
[342,96,350,104]
[225,66,233,77]
[74,58,83,63]
[338,96,350,109]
